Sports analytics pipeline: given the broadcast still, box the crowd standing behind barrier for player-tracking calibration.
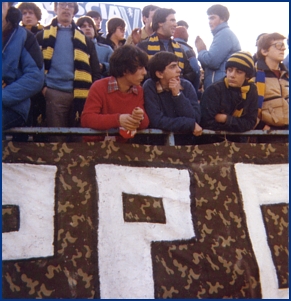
[2,2,289,144]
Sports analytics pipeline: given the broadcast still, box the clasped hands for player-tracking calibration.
[119,107,144,131]
[195,36,207,52]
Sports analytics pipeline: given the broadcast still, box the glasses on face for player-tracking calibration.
[58,2,75,9]
[117,27,125,33]
[270,42,286,50]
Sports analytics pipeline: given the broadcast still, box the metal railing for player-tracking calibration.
[3,127,289,146]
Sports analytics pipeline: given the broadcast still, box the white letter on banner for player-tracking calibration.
[235,163,289,299]
[95,164,195,299]
[2,163,57,260]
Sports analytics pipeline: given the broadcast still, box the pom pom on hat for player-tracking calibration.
[225,51,255,78]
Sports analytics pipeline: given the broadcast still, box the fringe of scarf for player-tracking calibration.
[224,77,251,117]
[147,33,184,70]
[42,18,92,123]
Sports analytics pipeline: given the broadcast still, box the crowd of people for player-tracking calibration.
[2,2,289,144]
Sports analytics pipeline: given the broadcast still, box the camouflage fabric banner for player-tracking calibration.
[2,141,289,298]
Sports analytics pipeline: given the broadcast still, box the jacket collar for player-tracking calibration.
[212,22,229,36]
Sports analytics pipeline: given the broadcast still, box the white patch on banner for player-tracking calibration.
[95,164,195,299]
[2,163,57,260]
[235,163,289,299]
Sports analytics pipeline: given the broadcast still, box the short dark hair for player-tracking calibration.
[152,8,176,32]
[106,17,126,37]
[54,2,79,15]
[17,2,42,20]
[142,5,159,18]
[148,51,178,82]
[86,10,102,21]
[109,45,148,78]
[257,32,286,60]
[207,4,229,22]
[76,16,97,38]
[177,20,189,29]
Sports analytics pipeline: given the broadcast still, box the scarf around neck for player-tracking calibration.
[42,18,92,122]
[224,77,252,117]
[147,32,184,71]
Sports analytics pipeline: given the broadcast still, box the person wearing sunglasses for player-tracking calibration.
[253,32,289,142]
[36,2,101,142]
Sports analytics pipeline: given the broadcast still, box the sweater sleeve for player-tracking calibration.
[143,79,201,132]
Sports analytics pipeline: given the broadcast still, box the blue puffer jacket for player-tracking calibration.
[2,25,44,122]
[198,22,241,90]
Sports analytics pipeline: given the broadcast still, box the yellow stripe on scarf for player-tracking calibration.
[74,29,87,44]
[233,109,243,117]
[74,70,92,83]
[240,85,250,100]
[74,89,89,99]
[74,49,90,65]
[149,35,159,43]
[178,61,184,69]
[148,45,161,52]
[43,25,57,40]
[43,47,54,60]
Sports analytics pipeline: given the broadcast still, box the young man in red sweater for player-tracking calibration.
[81,45,149,142]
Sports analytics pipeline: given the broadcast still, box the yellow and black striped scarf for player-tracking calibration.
[147,32,184,71]
[42,18,92,122]
[224,77,252,117]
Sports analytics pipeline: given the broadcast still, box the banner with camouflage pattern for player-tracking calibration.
[2,141,289,298]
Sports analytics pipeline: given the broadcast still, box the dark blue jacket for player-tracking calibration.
[200,78,258,132]
[2,25,44,122]
[143,78,201,132]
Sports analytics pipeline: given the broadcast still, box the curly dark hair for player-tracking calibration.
[109,45,148,78]
[17,2,42,21]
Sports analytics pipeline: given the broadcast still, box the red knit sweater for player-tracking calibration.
[81,77,149,130]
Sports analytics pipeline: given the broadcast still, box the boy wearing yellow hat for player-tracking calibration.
[200,51,258,142]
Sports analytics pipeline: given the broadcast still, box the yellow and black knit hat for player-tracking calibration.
[225,51,254,78]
